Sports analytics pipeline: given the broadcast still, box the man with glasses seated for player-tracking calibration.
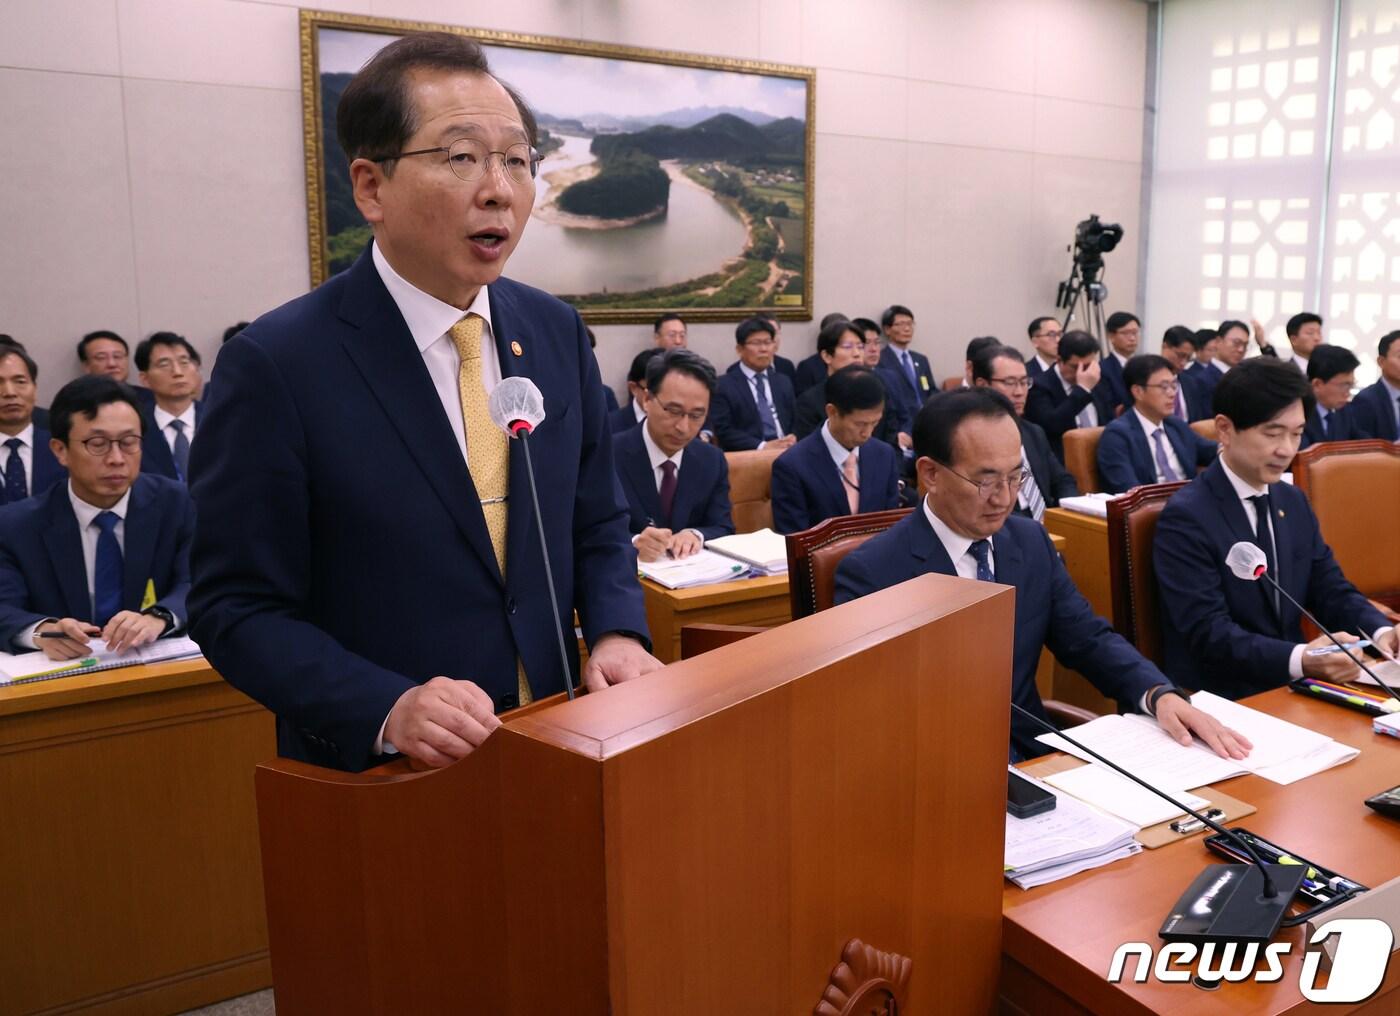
[1302,344,1362,448]
[709,316,797,451]
[834,388,1247,762]
[1025,317,1061,379]
[1160,326,1212,422]
[0,376,193,661]
[1096,354,1217,495]
[135,332,203,483]
[793,320,903,452]
[770,366,900,534]
[970,345,1076,517]
[614,350,733,563]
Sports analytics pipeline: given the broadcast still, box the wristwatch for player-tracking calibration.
[141,605,176,636]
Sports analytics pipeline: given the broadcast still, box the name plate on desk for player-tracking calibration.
[1305,872,1400,970]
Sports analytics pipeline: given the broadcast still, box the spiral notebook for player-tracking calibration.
[0,636,204,685]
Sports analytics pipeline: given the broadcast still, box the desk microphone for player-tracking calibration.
[488,377,575,701]
[1225,542,1400,704]
[1010,702,1305,943]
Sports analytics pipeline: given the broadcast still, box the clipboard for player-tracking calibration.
[1019,754,1256,849]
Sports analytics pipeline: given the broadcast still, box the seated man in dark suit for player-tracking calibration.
[834,388,1246,761]
[0,376,193,660]
[854,317,883,367]
[614,349,734,561]
[793,320,904,454]
[1025,316,1061,378]
[1347,330,1400,442]
[0,336,50,431]
[0,344,65,505]
[1160,326,1211,422]
[1024,329,1118,462]
[708,316,797,451]
[135,332,203,483]
[1302,344,1363,447]
[771,367,901,534]
[793,312,849,397]
[610,348,662,434]
[876,304,935,427]
[970,345,1077,517]
[1212,319,1251,376]
[1097,310,1141,413]
[1096,355,1217,494]
[1154,358,1397,699]
[1186,326,1226,395]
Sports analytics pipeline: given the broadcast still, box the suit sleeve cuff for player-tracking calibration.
[1288,644,1306,680]
[15,620,48,651]
[374,690,409,757]
[1372,625,1393,645]
[686,529,705,546]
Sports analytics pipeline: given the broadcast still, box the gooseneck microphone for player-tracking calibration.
[1010,702,1306,943]
[488,377,576,701]
[1225,542,1400,704]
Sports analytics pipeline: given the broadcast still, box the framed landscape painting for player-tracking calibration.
[300,10,816,323]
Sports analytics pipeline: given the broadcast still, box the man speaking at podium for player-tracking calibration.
[188,32,658,773]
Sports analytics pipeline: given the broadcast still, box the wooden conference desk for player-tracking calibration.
[1003,688,1400,1014]
[1043,508,1118,715]
[0,659,274,1015]
[642,573,791,663]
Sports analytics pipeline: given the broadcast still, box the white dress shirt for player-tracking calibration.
[922,496,990,582]
[1057,370,1098,427]
[819,420,856,473]
[1033,353,1055,374]
[372,241,499,469]
[153,403,197,454]
[1291,352,1309,374]
[0,422,34,495]
[1111,351,1130,368]
[1133,408,1187,482]
[1383,377,1400,435]
[632,399,647,424]
[737,362,785,445]
[634,424,703,545]
[15,483,133,649]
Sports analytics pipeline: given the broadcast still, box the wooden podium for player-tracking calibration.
[254,574,1012,1014]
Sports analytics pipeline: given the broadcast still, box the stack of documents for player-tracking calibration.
[706,529,789,575]
[1057,493,1118,518]
[1043,765,1212,829]
[1004,769,1141,888]
[638,548,749,589]
[0,636,204,685]
[1356,659,1400,690]
[1036,690,1360,788]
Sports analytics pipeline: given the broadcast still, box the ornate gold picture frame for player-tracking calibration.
[300,9,816,323]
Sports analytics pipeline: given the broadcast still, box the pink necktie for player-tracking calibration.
[842,452,860,514]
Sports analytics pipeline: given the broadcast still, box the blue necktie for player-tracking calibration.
[2,438,25,503]
[753,371,779,441]
[901,350,918,394]
[169,419,190,481]
[1320,409,1330,440]
[1151,429,1179,481]
[93,511,124,626]
[969,539,995,582]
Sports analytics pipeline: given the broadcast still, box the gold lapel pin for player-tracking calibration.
[1278,509,1286,518]
[511,340,523,357]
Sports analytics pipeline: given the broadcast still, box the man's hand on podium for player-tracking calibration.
[583,633,663,694]
[385,676,502,769]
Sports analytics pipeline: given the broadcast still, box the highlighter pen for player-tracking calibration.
[1306,640,1371,656]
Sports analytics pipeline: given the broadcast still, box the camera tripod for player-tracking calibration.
[1056,256,1108,347]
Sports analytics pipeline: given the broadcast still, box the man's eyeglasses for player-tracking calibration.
[743,338,777,349]
[79,435,141,456]
[939,461,1023,500]
[834,342,864,354]
[1141,381,1179,394]
[373,138,541,184]
[658,403,708,424]
[989,376,1032,390]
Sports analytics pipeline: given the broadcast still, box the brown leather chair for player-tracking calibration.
[785,509,912,619]
[940,376,964,392]
[1105,480,1189,667]
[1292,439,1400,615]
[783,508,1097,726]
[724,447,786,533]
[1062,426,1104,494]
[1189,418,1217,442]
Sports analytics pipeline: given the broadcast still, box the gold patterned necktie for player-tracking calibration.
[449,313,532,705]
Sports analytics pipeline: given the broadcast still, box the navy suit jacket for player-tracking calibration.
[835,510,1165,759]
[609,401,643,434]
[707,365,796,451]
[1186,361,1225,397]
[1096,412,1217,494]
[602,384,620,414]
[1,426,66,506]
[793,353,826,396]
[1099,355,1130,413]
[613,425,734,541]
[1025,368,1120,461]
[773,354,797,384]
[769,429,900,534]
[1301,404,1361,449]
[1153,459,1387,699]
[1178,370,1213,422]
[1018,417,1078,509]
[792,379,904,453]
[186,247,648,772]
[33,406,50,430]
[0,474,193,648]
[1026,355,1052,380]
[877,345,935,424]
[140,402,204,482]
[1348,379,1400,442]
